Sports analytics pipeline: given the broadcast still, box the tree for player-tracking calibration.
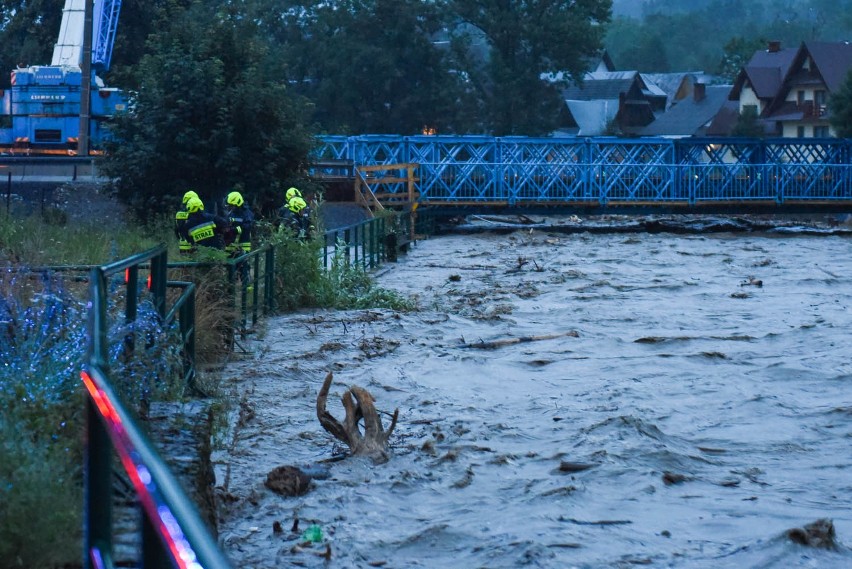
[829,70,852,138]
[259,0,475,135]
[109,0,197,87]
[0,0,63,83]
[717,36,767,84]
[450,0,612,136]
[101,1,316,219]
[731,106,764,138]
[611,28,670,72]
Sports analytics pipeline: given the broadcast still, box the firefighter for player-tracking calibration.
[280,195,313,239]
[175,190,198,254]
[224,190,255,287]
[285,187,302,202]
[182,197,231,250]
[224,190,254,256]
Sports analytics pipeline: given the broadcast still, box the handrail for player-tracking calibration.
[315,135,852,208]
[354,167,385,216]
[323,213,390,270]
[82,244,231,568]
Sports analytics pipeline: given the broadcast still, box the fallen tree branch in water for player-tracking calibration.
[459,330,579,350]
[316,371,399,462]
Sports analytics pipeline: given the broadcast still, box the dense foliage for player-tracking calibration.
[606,0,852,76]
[0,267,182,568]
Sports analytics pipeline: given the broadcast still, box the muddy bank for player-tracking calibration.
[215,223,852,568]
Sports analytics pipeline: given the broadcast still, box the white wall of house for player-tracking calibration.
[739,85,762,113]
[784,86,828,111]
[782,122,834,138]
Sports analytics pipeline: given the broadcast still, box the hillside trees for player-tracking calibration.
[450,0,612,135]
[101,1,315,218]
[605,0,852,75]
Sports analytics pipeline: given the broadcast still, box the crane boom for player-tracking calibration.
[51,0,123,71]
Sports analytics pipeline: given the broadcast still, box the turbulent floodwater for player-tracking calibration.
[216,223,852,568]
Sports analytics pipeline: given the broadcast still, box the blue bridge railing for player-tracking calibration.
[314,135,852,207]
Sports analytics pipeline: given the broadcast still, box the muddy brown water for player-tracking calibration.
[215,224,852,568]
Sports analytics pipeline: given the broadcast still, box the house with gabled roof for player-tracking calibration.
[561,71,661,136]
[728,40,852,137]
[641,72,715,110]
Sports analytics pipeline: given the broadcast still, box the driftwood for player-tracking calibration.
[460,330,579,350]
[316,372,399,461]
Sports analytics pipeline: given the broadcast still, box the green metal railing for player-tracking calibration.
[323,216,387,269]
[82,244,230,568]
[168,244,276,333]
[321,210,423,269]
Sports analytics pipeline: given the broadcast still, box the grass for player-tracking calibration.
[1,210,172,266]
[0,266,183,568]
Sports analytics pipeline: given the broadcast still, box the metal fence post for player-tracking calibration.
[265,246,275,314]
[344,229,351,267]
[84,268,113,569]
[123,265,138,358]
[149,250,168,319]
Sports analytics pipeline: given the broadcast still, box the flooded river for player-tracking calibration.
[216,219,852,568]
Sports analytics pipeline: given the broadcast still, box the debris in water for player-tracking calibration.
[662,471,690,485]
[265,465,312,497]
[558,461,596,473]
[786,518,837,549]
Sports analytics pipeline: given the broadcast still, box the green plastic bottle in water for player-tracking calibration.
[302,524,323,543]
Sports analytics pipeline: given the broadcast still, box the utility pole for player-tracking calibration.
[78,0,94,156]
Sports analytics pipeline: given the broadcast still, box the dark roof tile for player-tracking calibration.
[804,41,852,92]
[639,85,732,136]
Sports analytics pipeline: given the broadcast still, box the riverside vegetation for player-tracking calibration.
[0,205,412,568]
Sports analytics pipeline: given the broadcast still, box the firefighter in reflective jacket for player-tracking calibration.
[175,190,198,254]
[280,195,313,239]
[182,197,230,250]
[224,190,254,255]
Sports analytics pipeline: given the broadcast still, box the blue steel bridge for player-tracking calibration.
[313,135,852,214]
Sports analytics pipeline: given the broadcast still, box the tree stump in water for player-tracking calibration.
[316,371,399,462]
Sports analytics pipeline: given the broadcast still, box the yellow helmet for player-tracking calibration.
[182,190,199,204]
[186,196,204,213]
[285,187,302,201]
[227,191,244,207]
[287,196,307,213]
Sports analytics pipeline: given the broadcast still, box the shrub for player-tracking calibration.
[0,268,185,568]
[272,230,414,311]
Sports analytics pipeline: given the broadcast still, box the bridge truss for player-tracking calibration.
[313,135,852,211]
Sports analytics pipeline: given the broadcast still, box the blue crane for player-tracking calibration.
[0,0,125,155]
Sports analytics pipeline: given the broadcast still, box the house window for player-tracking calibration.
[797,90,805,105]
[797,126,806,138]
[814,126,830,138]
[815,90,827,115]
